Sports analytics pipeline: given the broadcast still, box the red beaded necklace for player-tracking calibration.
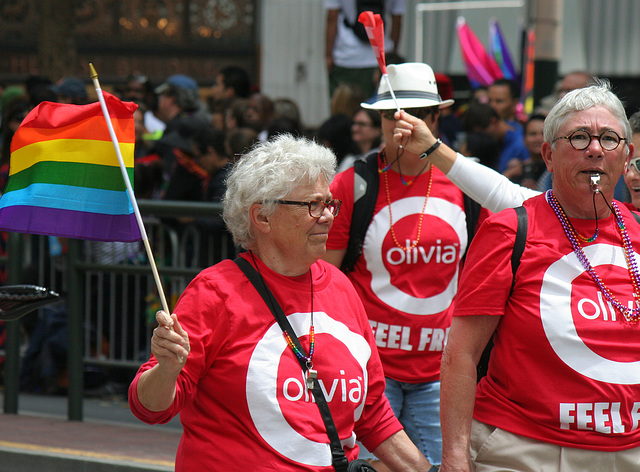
[379,150,433,252]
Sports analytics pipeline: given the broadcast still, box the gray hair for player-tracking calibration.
[222,134,337,249]
[544,79,631,151]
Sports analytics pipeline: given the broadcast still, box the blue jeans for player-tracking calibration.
[359,378,442,466]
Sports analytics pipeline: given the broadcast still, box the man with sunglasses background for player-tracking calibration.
[323,62,490,471]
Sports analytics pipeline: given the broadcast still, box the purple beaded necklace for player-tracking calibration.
[546,190,640,323]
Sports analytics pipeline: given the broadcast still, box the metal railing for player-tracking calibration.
[2,200,235,420]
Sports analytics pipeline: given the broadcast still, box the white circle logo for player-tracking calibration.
[246,311,371,466]
[540,243,640,384]
[365,196,467,315]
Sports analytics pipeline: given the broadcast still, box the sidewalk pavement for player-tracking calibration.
[0,391,182,472]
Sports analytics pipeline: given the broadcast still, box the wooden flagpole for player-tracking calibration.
[89,63,171,316]
[89,64,182,360]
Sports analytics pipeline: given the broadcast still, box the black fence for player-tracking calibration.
[1,199,235,420]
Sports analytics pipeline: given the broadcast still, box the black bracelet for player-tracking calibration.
[419,138,442,159]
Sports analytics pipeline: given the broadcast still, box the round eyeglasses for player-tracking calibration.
[553,129,626,151]
[276,199,342,218]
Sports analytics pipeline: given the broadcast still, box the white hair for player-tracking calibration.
[544,79,631,151]
[223,134,337,249]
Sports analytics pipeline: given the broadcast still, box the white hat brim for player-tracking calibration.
[362,97,454,110]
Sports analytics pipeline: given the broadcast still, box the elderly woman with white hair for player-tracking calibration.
[129,134,433,471]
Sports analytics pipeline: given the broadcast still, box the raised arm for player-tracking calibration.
[393,110,540,212]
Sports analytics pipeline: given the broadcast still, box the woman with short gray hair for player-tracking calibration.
[130,134,433,471]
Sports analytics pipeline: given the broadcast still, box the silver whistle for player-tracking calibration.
[590,173,600,193]
[306,369,317,389]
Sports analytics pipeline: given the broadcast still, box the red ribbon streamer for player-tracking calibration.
[358,11,387,75]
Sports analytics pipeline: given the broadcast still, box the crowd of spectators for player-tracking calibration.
[1,66,596,214]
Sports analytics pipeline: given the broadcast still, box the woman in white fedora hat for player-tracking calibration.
[324,62,489,471]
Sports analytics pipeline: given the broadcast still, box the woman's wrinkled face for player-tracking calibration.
[543,107,630,202]
[268,174,335,266]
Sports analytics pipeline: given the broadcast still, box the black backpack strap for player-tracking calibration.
[233,257,349,472]
[510,205,528,293]
[462,193,481,262]
[476,205,527,381]
[341,151,380,273]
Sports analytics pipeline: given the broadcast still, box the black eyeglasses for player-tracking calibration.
[276,199,342,218]
[629,157,640,174]
[553,129,626,151]
[381,107,436,121]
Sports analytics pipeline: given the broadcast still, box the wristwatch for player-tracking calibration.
[419,138,442,159]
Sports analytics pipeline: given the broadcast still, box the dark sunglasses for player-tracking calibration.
[380,107,437,121]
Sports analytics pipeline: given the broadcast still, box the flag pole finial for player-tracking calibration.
[89,63,98,80]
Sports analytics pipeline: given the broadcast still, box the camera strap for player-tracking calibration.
[234,257,350,472]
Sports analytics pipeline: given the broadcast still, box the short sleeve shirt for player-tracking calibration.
[455,194,640,451]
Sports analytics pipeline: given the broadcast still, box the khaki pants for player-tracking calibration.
[470,419,640,472]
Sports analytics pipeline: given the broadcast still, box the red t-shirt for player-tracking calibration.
[328,161,489,382]
[456,193,640,451]
[129,254,401,470]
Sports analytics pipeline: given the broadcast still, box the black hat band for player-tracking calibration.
[377,90,443,102]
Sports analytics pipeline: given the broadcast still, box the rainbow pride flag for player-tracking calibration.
[0,92,141,242]
[489,19,517,81]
